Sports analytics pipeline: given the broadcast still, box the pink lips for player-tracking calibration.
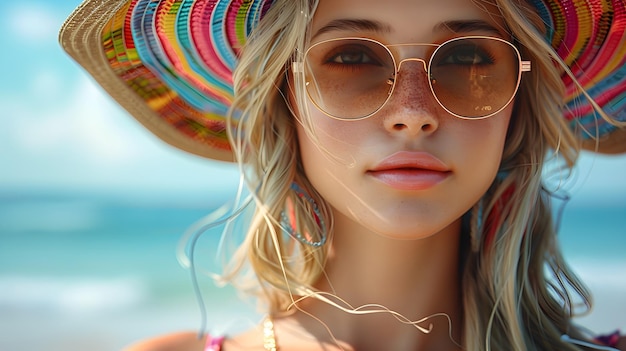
[367,151,451,191]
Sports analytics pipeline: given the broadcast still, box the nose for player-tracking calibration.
[382,61,440,136]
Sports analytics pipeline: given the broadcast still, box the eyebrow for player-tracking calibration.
[312,18,504,40]
[312,19,391,39]
[435,20,505,36]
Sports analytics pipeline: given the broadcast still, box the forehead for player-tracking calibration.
[311,0,507,41]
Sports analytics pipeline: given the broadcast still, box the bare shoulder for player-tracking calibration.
[222,326,267,350]
[122,332,206,351]
[121,327,266,351]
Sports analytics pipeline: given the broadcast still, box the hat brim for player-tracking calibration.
[60,0,626,159]
[59,0,237,162]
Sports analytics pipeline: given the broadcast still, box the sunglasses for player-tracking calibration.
[292,36,531,120]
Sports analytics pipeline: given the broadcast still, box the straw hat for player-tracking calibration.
[59,0,626,161]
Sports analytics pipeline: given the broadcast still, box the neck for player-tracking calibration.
[285,211,465,351]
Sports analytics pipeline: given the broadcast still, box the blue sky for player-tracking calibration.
[0,0,240,202]
[1,0,625,206]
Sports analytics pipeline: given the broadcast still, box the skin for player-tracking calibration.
[271,0,510,350]
[123,0,626,350]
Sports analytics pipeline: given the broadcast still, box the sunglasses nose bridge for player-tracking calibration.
[396,58,428,75]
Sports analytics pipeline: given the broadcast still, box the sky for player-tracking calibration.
[0,0,240,202]
[1,0,625,206]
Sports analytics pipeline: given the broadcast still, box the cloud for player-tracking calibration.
[8,73,142,165]
[1,67,239,197]
[8,4,61,44]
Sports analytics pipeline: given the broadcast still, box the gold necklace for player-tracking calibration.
[263,317,277,351]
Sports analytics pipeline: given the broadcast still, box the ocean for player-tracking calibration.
[0,191,624,351]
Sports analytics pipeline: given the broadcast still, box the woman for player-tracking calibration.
[60,0,626,349]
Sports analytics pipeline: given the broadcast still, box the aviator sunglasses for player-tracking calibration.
[292,36,531,120]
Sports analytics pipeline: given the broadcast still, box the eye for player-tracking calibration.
[330,50,374,64]
[436,44,495,66]
[324,44,383,66]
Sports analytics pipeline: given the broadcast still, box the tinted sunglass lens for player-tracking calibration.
[429,37,521,118]
[304,38,395,119]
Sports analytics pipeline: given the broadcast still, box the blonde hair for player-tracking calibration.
[215,0,617,349]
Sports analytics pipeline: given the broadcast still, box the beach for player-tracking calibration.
[0,191,624,351]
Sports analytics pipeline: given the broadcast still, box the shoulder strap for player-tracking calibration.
[205,334,225,351]
[203,318,276,351]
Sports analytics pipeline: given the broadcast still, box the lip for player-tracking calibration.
[367,151,451,191]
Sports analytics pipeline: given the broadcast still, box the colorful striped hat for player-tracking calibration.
[59,0,626,161]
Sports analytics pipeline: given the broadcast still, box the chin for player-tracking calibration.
[368,222,458,241]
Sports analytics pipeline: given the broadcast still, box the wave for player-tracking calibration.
[0,199,103,233]
[0,275,148,315]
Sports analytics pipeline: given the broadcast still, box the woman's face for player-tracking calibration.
[296,0,514,240]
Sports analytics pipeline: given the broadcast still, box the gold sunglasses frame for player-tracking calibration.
[292,35,531,121]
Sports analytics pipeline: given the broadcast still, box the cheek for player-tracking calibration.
[488,109,513,160]
[296,107,367,165]
[295,110,338,176]
[295,119,348,212]
[295,108,369,214]
[458,110,512,179]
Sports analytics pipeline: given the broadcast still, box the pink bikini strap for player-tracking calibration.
[205,334,225,351]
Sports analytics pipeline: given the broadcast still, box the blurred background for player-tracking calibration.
[1,1,624,350]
